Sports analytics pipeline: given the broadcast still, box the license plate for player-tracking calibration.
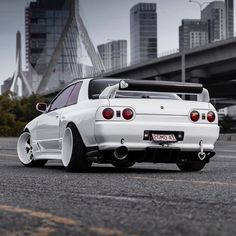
[152,134,177,142]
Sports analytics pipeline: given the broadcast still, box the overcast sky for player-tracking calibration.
[0,0,235,85]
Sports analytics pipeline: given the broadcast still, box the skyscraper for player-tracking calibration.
[225,0,234,38]
[179,19,208,51]
[201,1,226,42]
[25,0,73,91]
[98,40,127,71]
[130,3,157,64]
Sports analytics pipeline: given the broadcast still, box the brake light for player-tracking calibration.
[190,111,200,122]
[122,108,133,120]
[207,111,216,123]
[102,108,114,120]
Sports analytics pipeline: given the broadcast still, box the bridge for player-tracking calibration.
[104,37,236,103]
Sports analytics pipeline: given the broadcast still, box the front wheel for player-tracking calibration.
[177,161,206,172]
[62,124,91,172]
[17,132,47,167]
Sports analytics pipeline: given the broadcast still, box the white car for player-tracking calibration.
[17,78,219,172]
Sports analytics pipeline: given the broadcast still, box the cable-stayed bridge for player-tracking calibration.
[9,0,104,97]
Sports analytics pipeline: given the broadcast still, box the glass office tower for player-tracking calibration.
[25,0,73,91]
[130,3,157,64]
[97,40,127,71]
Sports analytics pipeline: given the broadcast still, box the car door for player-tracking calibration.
[36,84,76,151]
[59,82,83,138]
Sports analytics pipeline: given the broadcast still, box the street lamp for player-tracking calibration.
[181,0,211,86]
[189,0,211,12]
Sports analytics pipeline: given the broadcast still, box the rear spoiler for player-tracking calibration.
[99,80,210,102]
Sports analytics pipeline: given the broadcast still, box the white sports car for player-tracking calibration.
[17,78,219,172]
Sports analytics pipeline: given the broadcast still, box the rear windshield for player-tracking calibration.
[89,79,121,99]
[89,79,180,100]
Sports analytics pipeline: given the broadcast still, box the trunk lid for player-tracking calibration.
[108,98,210,116]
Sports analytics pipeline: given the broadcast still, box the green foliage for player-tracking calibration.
[0,94,48,137]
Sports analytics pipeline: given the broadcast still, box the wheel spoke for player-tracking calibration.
[26,150,32,160]
[25,143,31,149]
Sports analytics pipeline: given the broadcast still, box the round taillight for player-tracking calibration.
[190,111,200,122]
[207,111,216,123]
[102,108,114,120]
[122,108,134,120]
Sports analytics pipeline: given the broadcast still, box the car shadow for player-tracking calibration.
[43,164,180,174]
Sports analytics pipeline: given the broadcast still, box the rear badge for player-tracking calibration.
[160,106,164,109]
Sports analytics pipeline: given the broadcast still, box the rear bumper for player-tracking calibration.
[94,118,219,152]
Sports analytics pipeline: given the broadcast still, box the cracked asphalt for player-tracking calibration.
[0,140,235,236]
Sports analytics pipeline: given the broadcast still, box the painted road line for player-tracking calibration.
[0,204,129,236]
[0,154,17,157]
[31,227,57,236]
[215,155,236,159]
[215,149,236,153]
[78,194,144,203]
[0,205,77,225]
[90,227,124,236]
[130,177,236,187]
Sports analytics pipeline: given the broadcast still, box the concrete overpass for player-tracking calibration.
[104,37,236,100]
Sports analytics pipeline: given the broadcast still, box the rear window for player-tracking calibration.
[89,79,180,100]
[89,79,121,99]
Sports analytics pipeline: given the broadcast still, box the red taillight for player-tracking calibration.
[207,111,216,123]
[102,108,114,120]
[122,108,133,120]
[190,111,200,122]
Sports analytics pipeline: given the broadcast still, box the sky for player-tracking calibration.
[0,0,235,86]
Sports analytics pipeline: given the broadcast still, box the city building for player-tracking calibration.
[1,78,12,95]
[130,3,157,64]
[225,0,234,38]
[25,0,73,91]
[179,19,208,51]
[201,1,226,42]
[97,40,127,71]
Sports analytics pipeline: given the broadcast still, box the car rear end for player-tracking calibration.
[91,79,219,164]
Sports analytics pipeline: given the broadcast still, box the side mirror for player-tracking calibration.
[36,103,47,113]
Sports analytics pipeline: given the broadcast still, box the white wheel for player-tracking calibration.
[17,132,47,167]
[62,127,73,167]
[17,132,33,165]
[61,124,91,172]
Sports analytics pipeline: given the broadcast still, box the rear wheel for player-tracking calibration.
[62,124,91,172]
[17,132,47,167]
[112,161,135,168]
[177,161,206,172]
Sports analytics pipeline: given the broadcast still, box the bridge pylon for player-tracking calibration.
[36,0,105,94]
[9,31,33,97]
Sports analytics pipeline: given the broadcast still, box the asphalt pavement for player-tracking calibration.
[0,140,235,236]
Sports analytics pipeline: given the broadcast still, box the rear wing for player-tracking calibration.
[99,80,210,102]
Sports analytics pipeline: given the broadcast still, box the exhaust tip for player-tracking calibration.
[114,146,128,160]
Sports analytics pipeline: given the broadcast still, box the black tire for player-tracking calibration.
[64,124,91,172]
[112,161,135,169]
[18,131,47,168]
[23,160,48,168]
[177,161,206,172]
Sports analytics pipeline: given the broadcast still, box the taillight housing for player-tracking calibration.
[122,108,134,120]
[102,108,114,120]
[190,111,200,122]
[207,111,216,123]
